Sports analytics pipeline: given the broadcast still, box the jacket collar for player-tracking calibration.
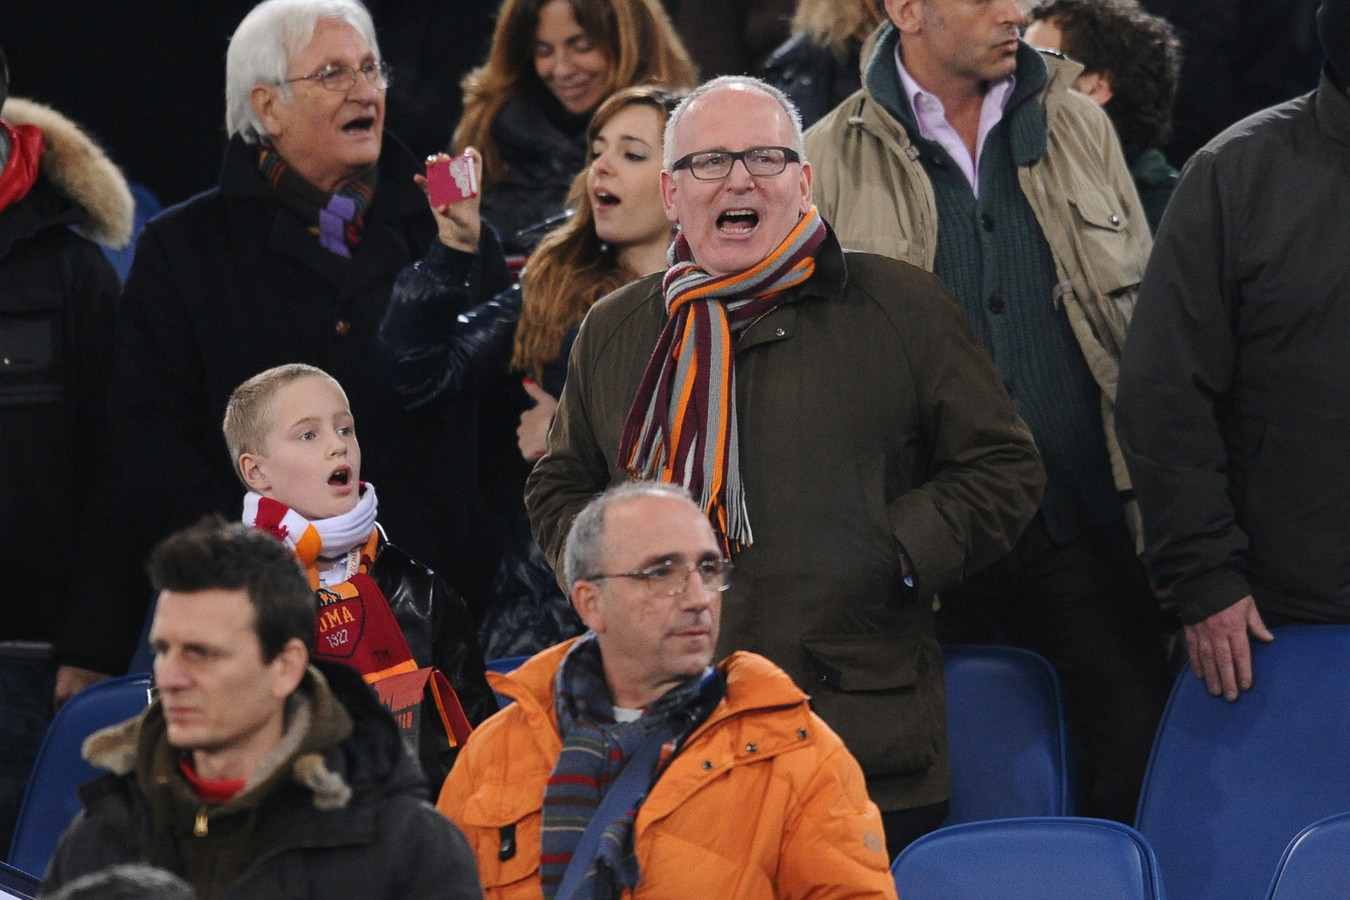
[863,26,1052,167]
[217,133,429,287]
[84,665,357,813]
[496,639,810,744]
[0,97,134,248]
[1314,69,1350,149]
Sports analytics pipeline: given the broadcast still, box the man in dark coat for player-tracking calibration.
[57,0,500,705]
[526,76,1044,857]
[1118,0,1350,701]
[44,519,483,900]
[0,46,133,852]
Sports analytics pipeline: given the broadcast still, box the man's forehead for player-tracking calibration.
[675,85,791,148]
[603,494,718,558]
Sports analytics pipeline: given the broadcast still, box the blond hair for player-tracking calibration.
[223,364,346,485]
[793,0,886,48]
[454,0,697,191]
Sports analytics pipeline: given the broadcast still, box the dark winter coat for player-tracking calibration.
[479,92,587,255]
[0,98,131,645]
[526,230,1044,812]
[377,233,584,658]
[62,135,500,676]
[1118,72,1350,626]
[44,662,484,899]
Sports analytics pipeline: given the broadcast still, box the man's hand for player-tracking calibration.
[1184,595,1274,701]
[518,378,559,461]
[54,665,111,711]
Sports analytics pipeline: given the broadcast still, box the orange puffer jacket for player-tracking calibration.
[438,640,897,899]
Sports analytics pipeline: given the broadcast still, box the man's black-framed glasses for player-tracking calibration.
[586,557,734,596]
[281,61,392,92]
[670,146,800,181]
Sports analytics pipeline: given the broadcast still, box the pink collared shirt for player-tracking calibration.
[896,43,1016,198]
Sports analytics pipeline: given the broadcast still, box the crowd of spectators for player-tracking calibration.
[0,0,1345,895]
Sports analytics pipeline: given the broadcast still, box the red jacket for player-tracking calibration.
[438,640,897,899]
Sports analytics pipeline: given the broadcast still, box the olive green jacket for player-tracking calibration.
[525,234,1044,811]
[805,33,1151,512]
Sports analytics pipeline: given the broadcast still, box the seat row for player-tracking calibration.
[10,626,1350,899]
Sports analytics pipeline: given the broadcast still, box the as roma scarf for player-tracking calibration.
[618,206,827,552]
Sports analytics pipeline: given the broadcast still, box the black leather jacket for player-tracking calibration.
[369,537,496,727]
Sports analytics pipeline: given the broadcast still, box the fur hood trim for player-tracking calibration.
[83,692,353,812]
[2,97,134,248]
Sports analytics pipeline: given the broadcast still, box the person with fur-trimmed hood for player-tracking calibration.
[0,43,133,854]
[44,519,483,899]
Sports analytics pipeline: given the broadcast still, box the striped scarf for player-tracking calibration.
[257,144,375,258]
[540,634,723,900]
[617,206,827,552]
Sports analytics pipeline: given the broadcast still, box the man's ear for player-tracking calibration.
[251,84,285,140]
[571,580,605,634]
[660,169,679,225]
[269,638,310,699]
[886,0,923,34]
[1074,70,1115,106]
[239,452,270,493]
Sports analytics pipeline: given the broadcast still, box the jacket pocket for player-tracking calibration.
[0,285,64,406]
[801,633,943,778]
[1064,187,1145,297]
[454,801,541,893]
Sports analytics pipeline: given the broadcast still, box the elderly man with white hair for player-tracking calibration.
[57,0,500,706]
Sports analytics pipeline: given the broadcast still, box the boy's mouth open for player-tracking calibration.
[717,209,759,234]
[328,467,352,487]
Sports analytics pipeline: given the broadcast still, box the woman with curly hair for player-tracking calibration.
[378,85,682,656]
[454,0,694,253]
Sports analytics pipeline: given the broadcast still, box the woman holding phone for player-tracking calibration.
[377,85,683,657]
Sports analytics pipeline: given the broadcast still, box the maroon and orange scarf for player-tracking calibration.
[618,206,827,552]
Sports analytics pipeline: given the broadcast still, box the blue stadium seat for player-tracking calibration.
[1136,625,1350,900]
[0,860,40,899]
[1265,811,1350,899]
[892,816,1165,899]
[941,644,1074,825]
[8,675,153,877]
[484,655,532,708]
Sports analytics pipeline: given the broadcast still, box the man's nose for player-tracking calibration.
[725,156,757,189]
[999,0,1025,26]
[154,650,187,689]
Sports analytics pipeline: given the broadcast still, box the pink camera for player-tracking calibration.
[426,150,479,207]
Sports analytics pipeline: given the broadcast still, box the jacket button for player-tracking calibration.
[774,327,786,337]
[988,296,1004,314]
[981,213,994,232]
[1109,213,1121,225]
[745,742,758,753]
[796,728,807,740]
[334,319,352,337]
[701,760,713,770]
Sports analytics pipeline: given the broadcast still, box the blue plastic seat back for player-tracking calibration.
[941,644,1074,825]
[485,655,533,708]
[892,816,1165,899]
[8,675,153,877]
[1136,625,1350,900]
[0,860,40,899]
[1265,811,1350,900]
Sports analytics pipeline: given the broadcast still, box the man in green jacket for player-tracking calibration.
[804,0,1170,824]
[526,74,1044,856]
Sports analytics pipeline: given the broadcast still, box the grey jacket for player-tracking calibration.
[525,233,1044,811]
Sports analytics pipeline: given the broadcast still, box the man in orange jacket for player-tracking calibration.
[439,481,896,898]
